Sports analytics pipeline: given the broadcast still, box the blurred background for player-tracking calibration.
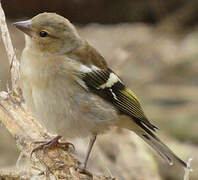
[0,0,198,179]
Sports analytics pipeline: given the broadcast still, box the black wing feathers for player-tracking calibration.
[79,68,158,132]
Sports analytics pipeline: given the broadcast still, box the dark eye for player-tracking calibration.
[39,31,48,37]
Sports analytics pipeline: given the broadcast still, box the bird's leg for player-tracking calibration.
[77,135,97,175]
[31,135,75,158]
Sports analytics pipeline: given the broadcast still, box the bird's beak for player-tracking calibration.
[13,20,33,37]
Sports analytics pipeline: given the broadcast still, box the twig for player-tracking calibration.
[0,2,20,91]
[184,158,193,180]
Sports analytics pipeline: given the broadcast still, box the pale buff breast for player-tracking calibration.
[20,48,119,139]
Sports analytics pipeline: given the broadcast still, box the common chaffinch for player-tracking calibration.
[14,12,187,173]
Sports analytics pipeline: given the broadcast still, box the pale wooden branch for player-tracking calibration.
[0,2,20,91]
[0,2,114,179]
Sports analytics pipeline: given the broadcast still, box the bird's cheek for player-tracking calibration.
[47,41,64,54]
[41,41,62,54]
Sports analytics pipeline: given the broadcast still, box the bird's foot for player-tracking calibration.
[31,135,75,158]
[76,164,93,177]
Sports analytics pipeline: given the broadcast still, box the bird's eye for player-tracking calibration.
[39,31,48,37]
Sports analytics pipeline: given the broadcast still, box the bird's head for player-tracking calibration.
[13,13,82,56]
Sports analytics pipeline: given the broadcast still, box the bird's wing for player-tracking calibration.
[74,65,189,169]
[74,65,157,132]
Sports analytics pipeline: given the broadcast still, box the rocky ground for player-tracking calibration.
[0,22,197,180]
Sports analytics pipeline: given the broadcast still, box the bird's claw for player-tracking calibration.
[76,165,93,177]
[30,135,75,158]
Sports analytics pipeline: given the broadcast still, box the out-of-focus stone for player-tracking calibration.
[74,130,161,180]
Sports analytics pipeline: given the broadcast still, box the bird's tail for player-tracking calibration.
[128,121,187,168]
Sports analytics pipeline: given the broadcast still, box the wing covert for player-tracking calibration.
[76,66,157,131]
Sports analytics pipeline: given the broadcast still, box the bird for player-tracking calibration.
[14,12,188,173]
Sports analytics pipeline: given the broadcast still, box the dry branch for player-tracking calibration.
[0,2,114,180]
[0,2,20,91]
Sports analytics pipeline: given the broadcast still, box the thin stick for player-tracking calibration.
[0,2,20,91]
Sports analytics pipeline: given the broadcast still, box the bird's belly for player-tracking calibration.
[22,78,118,139]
